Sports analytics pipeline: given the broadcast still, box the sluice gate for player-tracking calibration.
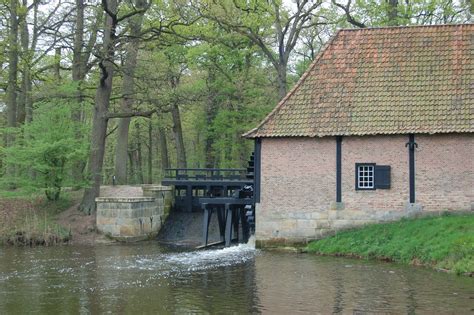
[161,154,256,248]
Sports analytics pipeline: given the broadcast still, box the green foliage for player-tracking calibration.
[2,101,88,200]
[344,0,471,26]
[2,0,472,190]
[306,215,474,275]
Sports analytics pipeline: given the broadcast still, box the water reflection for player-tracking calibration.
[0,244,472,314]
[254,254,473,314]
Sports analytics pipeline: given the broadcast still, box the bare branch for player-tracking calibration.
[105,109,158,119]
[117,0,150,23]
[331,0,366,28]
[106,125,118,138]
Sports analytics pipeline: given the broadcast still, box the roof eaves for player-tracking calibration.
[339,23,473,32]
[249,128,473,139]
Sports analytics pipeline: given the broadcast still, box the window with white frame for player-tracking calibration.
[356,164,375,190]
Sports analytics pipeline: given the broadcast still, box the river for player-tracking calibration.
[0,242,472,314]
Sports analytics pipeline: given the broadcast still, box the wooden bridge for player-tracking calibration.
[161,154,257,248]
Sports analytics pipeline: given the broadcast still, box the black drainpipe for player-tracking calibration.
[405,134,418,203]
[336,136,342,203]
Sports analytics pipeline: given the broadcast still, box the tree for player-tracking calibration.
[114,0,148,185]
[3,101,87,200]
[161,45,193,169]
[332,0,472,27]
[79,0,159,212]
[196,0,326,100]
[79,0,119,213]
[71,0,102,185]
[5,0,19,186]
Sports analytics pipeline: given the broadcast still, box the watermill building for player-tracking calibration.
[244,24,474,245]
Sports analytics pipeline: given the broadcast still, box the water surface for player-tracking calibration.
[0,242,472,314]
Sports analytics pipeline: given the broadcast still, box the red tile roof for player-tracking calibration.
[244,24,474,138]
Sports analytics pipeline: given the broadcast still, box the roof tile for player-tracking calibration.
[245,24,474,138]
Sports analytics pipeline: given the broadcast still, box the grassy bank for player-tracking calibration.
[306,214,474,275]
[0,190,80,246]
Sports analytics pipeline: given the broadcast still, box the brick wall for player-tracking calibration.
[257,137,335,241]
[416,134,473,211]
[256,133,473,245]
[341,135,408,217]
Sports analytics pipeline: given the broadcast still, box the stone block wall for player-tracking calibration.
[96,185,172,241]
[256,133,473,245]
[142,185,173,215]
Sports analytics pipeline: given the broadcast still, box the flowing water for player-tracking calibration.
[0,241,472,314]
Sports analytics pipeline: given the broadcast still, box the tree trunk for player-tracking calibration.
[170,103,187,169]
[7,0,18,136]
[277,62,287,100]
[135,123,144,184]
[114,119,131,184]
[113,0,146,184]
[79,0,117,214]
[71,0,101,186]
[6,0,19,184]
[387,0,399,25]
[157,125,169,173]
[128,150,135,183]
[147,120,153,184]
[71,0,86,186]
[205,70,218,168]
[17,0,28,125]
[24,70,33,123]
[72,0,84,84]
[54,47,61,83]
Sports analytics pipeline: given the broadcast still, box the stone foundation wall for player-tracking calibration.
[96,185,172,241]
[256,134,473,245]
[142,185,173,216]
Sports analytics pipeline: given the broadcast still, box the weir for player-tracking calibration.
[161,154,256,248]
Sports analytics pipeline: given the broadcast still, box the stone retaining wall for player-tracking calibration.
[142,185,173,215]
[96,185,172,241]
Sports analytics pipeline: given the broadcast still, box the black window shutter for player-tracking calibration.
[375,165,391,189]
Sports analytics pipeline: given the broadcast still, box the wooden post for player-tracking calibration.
[202,203,210,246]
[225,204,233,247]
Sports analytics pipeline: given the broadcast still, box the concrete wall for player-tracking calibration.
[96,185,172,241]
[256,133,473,245]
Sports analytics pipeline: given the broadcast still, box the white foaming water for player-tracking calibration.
[246,235,256,248]
[110,237,258,277]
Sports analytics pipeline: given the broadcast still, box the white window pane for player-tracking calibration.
[357,164,374,189]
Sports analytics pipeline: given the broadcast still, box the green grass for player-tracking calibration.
[306,214,474,275]
[0,191,81,246]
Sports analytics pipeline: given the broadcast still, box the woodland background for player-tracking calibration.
[0,0,472,212]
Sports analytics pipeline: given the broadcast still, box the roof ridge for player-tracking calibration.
[242,29,344,138]
[339,23,473,32]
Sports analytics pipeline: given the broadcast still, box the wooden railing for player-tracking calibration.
[164,168,247,180]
